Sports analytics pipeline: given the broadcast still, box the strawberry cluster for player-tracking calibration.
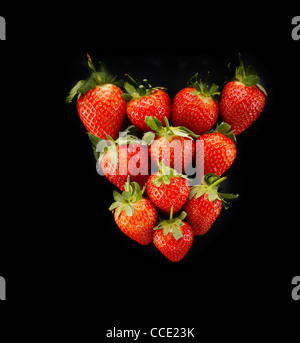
[67,54,267,262]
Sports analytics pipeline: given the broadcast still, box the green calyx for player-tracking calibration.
[122,74,166,101]
[142,116,199,145]
[231,53,267,96]
[66,54,123,103]
[188,72,220,97]
[152,160,187,187]
[153,206,186,241]
[205,122,237,142]
[87,125,143,167]
[189,173,238,209]
[109,177,146,219]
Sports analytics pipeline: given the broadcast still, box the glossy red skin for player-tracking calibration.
[149,136,195,174]
[172,87,219,135]
[153,222,194,262]
[196,133,236,177]
[100,143,149,191]
[115,198,158,245]
[184,192,222,235]
[219,81,265,135]
[126,89,172,132]
[146,174,190,215]
[77,84,126,140]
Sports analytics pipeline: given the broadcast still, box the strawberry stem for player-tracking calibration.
[153,208,185,241]
[231,54,267,96]
[66,54,123,103]
[125,175,131,192]
[188,72,220,97]
[169,206,174,221]
[122,75,166,101]
[87,53,97,73]
[189,173,238,208]
[208,176,227,190]
[238,53,246,79]
[109,177,145,218]
[143,116,199,143]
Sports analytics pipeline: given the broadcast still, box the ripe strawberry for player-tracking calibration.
[88,129,149,191]
[109,178,158,245]
[146,161,190,215]
[219,55,267,135]
[184,173,238,235]
[66,54,126,140]
[172,73,220,135]
[196,122,237,178]
[122,75,172,132]
[143,116,198,173]
[153,208,194,262]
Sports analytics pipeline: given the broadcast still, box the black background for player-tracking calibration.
[0,4,299,339]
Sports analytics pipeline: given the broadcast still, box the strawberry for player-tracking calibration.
[184,173,238,235]
[153,208,194,262]
[143,116,198,173]
[109,178,158,245]
[122,75,172,132]
[66,54,126,140]
[88,129,149,191]
[196,122,237,178]
[219,55,267,135]
[146,161,190,215]
[172,73,220,135]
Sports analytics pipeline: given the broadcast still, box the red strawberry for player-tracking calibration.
[172,73,220,135]
[219,56,267,135]
[184,173,238,235]
[143,116,198,174]
[109,178,158,245]
[122,75,171,132]
[196,122,237,178]
[88,130,149,191]
[66,54,126,140]
[146,161,190,215]
[153,208,194,262]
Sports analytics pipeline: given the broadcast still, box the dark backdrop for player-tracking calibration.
[0,4,299,339]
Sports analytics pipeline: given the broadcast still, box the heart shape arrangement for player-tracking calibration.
[67,54,267,262]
